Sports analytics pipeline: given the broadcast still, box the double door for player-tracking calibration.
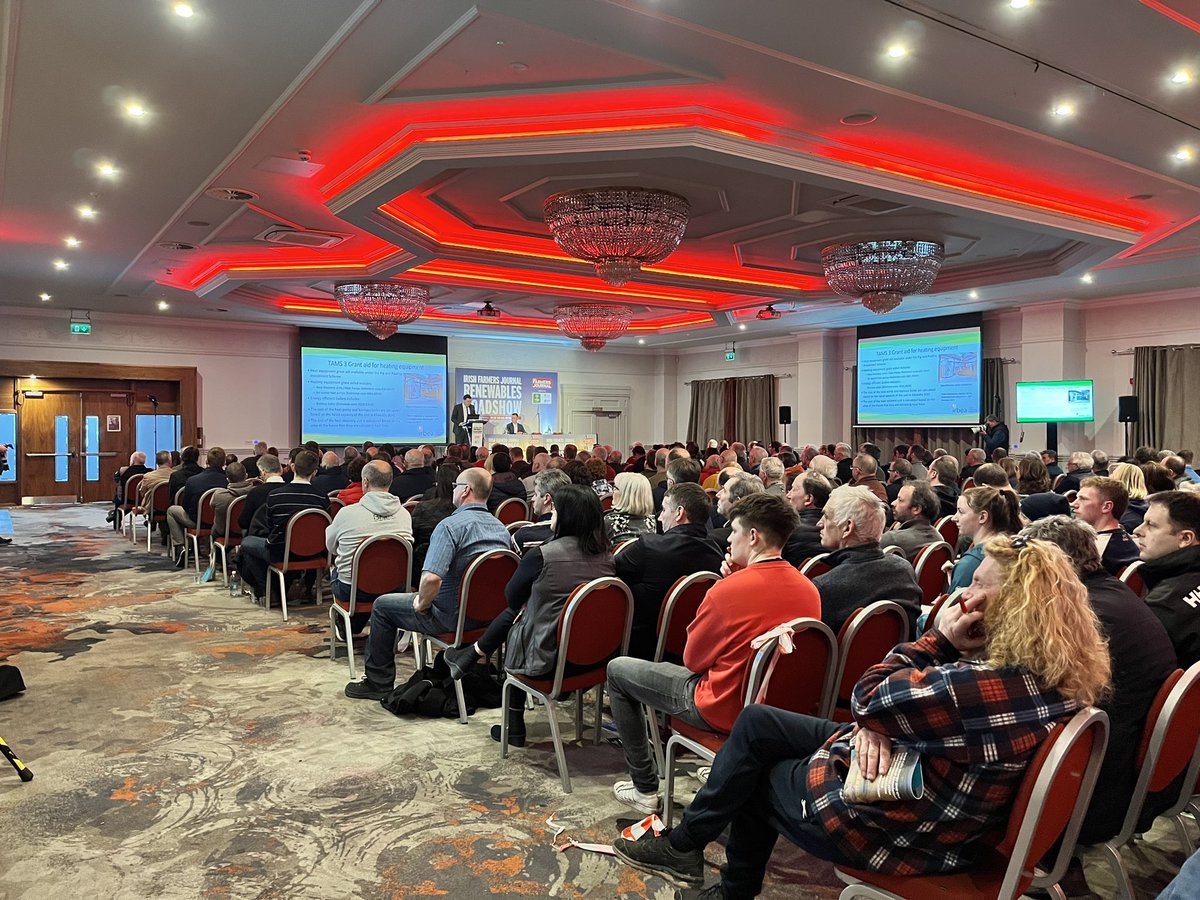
[19,392,132,503]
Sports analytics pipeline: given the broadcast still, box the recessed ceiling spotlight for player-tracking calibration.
[1127,193,1155,201]
[123,101,148,119]
[1174,147,1195,162]
[1080,273,1094,284]
[738,323,747,330]
[1051,102,1075,117]
[77,205,97,219]
[39,292,51,302]
[1170,69,1192,85]
[1009,0,1030,8]
[158,300,170,310]
[53,259,69,271]
[886,44,908,59]
[65,236,81,248]
[968,290,980,299]
[95,161,119,178]
[637,338,645,345]
[173,3,194,16]
[840,111,878,126]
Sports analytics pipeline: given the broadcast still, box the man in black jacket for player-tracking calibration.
[389,448,434,500]
[310,450,349,496]
[238,455,287,536]
[981,415,1009,459]
[811,484,923,637]
[1134,491,1200,666]
[782,470,831,565]
[167,446,202,503]
[165,447,226,565]
[616,482,724,660]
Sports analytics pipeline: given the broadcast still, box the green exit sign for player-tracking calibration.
[70,322,91,334]
[725,351,736,361]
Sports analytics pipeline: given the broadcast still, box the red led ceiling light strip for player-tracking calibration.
[1139,0,1200,33]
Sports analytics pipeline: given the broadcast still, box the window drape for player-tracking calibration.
[982,357,1006,422]
[686,375,777,444]
[1134,345,1200,452]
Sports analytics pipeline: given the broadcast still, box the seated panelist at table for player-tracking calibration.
[506,413,527,435]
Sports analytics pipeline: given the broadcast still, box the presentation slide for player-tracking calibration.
[301,347,447,444]
[857,327,981,426]
[1016,380,1094,423]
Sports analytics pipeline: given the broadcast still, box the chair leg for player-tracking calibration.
[574,691,584,743]
[453,679,469,725]
[1099,841,1135,900]
[1173,813,1196,856]
[215,544,227,586]
[500,679,513,759]
[594,683,604,746]
[276,570,289,621]
[663,737,679,827]
[544,697,572,793]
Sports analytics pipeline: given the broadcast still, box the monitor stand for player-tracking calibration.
[1045,421,1058,456]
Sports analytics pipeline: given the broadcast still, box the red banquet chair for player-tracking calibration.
[500,577,634,793]
[115,473,143,533]
[263,507,333,621]
[836,706,1109,900]
[913,541,954,605]
[494,497,529,525]
[799,553,832,578]
[662,617,838,826]
[1117,560,1147,598]
[830,601,910,723]
[182,487,221,574]
[329,534,412,679]
[934,514,959,548]
[419,548,520,723]
[135,481,172,551]
[213,494,246,587]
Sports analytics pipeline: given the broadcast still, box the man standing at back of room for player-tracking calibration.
[345,467,511,700]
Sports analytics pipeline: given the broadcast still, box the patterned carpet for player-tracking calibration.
[0,505,1190,898]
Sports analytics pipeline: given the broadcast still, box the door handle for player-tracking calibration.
[24,452,57,458]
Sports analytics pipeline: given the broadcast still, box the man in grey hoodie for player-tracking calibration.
[325,460,414,636]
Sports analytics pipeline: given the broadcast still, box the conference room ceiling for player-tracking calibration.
[1,0,1197,350]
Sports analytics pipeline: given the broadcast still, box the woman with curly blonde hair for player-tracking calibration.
[612,535,1111,893]
[1111,462,1149,531]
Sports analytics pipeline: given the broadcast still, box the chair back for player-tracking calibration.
[934,514,959,546]
[962,477,975,490]
[506,520,534,535]
[329,497,346,518]
[173,486,185,507]
[347,534,412,611]
[654,571,720,664]
[600,493,614,511]
[1118,560,1146,597]
[223,495,247,541]
[1125,663,1200,833]
[913,540,954,604]
[195,488,220,532]
[494,497,529,525]
[150,481,172,518]
[923,591,958,634]
[280,508,333,561]
[122,474,144,509]
[550,577,633,694]
[995,707,1109,897]
[1053,473,1066,491]
[798,552,831,578]
[752,618,838,719]
[403,499,420,513]
[612,538,638,557]
[830,601,910,722]
[881,544,906,557]
[451,549,521,643]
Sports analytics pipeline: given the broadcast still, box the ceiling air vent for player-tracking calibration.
[157,241,197,251]
[205,187,259,202]
[827,194,909,215]
[257,228,347,249]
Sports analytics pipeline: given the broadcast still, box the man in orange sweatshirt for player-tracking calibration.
[607,492,821,814]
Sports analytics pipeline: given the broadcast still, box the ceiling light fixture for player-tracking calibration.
[755,304,782,320]
[65,237,81,248]
[477,301,501,319]
[173,3,194,16]
[886,44,908,59]
[1174,147,1194,162]
[821,240,945,315]
[123,102,147,119]
[968,290,980,299]
[1051,102,1075,117]
[637,338,645,345]
[543,186,690,287]
[553,303,633,351]
[53,259,69,271]
[1170,69,1192,85]
[39,293,51,302]
[334,281,428,340]
[95,162,118,178]
[738,323,747,330]
[1009,0,1030,8]
[158,300,170,310]
[1081,273,1094,284]
[77,205,97,219]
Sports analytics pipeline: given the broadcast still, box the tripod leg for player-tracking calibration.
[0,734,33,782]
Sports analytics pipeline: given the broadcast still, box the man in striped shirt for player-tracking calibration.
[239,449,329,600]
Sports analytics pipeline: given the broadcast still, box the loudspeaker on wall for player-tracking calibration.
[779,405,792,425]
[1118,395,1139,423]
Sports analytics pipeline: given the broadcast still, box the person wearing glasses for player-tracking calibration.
[345,466,510,700]
[612,535,1112,895]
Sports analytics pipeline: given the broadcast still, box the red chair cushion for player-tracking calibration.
[669,718,727,754]
[511,667,606,699]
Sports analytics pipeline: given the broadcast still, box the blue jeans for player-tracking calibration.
[1161,849,1200,900]
[331,577,375,633]
[607,657,712,793]
[671,705,848,898]
[363,593,457,687]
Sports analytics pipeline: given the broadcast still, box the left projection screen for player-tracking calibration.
[301,346,448,444]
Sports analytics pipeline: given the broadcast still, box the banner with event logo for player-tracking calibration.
[454,369,558,433]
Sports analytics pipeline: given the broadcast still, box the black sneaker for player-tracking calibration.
[676,885,724,899]
[445,644,481,681]
[331,616,348,643]
[612,832,704,889]
[172,546,187,568]
[344,679,391,700]
[0,536,11,545]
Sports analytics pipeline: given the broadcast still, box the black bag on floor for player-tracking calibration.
[380,650,503,719]
[0,666,26,701]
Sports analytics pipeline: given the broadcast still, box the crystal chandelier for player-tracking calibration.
[554,303,633,352]
[820,240,945,315]
[333,281,427,339]
[543,186,690,286]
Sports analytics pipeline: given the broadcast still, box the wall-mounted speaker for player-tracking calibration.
[1118,395,1139,423]
[779,405,792,425]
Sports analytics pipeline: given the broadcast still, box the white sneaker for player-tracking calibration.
[613,779,662,815]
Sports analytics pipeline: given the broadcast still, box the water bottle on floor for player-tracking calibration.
[228,568,241,596]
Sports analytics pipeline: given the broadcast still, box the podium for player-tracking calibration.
[468,419,487,447]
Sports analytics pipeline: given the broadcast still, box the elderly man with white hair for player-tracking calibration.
[311,450,350,495]
[810,485,923,636]
[108,450,151,524]
[961,447,987,480]
[758,457,786,496]
[1055,450,1095,495]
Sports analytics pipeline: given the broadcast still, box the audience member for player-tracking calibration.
[998,456,1019,489]
[242,441,268,478]
[907,444,929,480]
[928,455,960,517]
[1091,449,1111,477]
[410,464,460,573]
[389,449,434,501]
[1020,514,1176,844]
[1111,462,1150,531]
[1041,450,1063,479]
[807,453,838,484]
[109,451,150,522]
[136,450,175,509]
[969,462,1013,492]
[237,455,286,539]
[1017,456,1071,521]
[758,458,786,496]
[211,461,254,539]
[884,458,913,503]
[948,486,1021,591]
[1133,446,1158,466]
[167,446,202,504]
[812,485,922,635]
[849,453,887,504]
[604,472,656,544]
[1070,476,1140,576]
[707,474,766,554]
[521,451,549,499]
[166,447,228,567]
[653,455,701,515]
[1133,491,1200,666]
[585,457,613,497]
[833,443,853,484]
[608,493,818,815]
[335,457,368,505]
[325,460,414,638]
[311,450,349,496]
[1142,462,1176,495]
[487,452,527,512]
[512,468,571,555]
[616,482,724,660]
[509,446,532,480]
[612,535,1110,892]
[782,470,831,565]
[881,481,942,560]
[1179,449,1200,484]
[960,447,986,480]
[1055,451,1094,494]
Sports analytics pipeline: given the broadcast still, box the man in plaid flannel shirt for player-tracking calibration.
[613,564,1083,895]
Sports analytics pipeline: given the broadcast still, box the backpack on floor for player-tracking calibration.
[0,666,26,702]
[380,650,503,719]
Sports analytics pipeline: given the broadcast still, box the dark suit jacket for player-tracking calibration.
[614,523,724,660]
[505,423,527,434]
[182,467,229,519]
[239,480,288,535]
[782,507,825,566]
[168,462,203,503]
[311,464,349,496]
[389,467,434,500]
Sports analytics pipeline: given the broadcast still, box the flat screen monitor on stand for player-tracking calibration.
[1016,380,1095,454]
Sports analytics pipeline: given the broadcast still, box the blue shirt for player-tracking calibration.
[423,502,512,619]
[949,544,985,592]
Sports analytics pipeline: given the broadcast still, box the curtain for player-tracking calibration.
[1135,345,1200,452]
[686,379,727,445]
[854,428,978,462]
[686,375,777,444]
[982,357,1006,422]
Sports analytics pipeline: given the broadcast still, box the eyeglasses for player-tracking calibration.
[453,481,470,490]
